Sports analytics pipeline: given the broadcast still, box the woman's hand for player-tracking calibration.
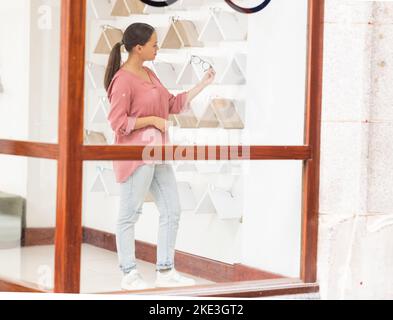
[184,68,216,107]
[152,116,169,133]
[200,67,216,87]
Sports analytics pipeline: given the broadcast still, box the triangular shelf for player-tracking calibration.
[86,62,106,89]
[198,12,224,43]
[194,181,243,220]
[91,167,155,202]
[214,10,248,41]
[84,130,108,145]
[213,174,238,191]
[90,96,110,124]
[160,23,182,49]
[197,104,220,128]
[176,62,200,86]
[111,0,145,16]
[194,191,216,215]
[90,168,120,196]
[211,98,245,129]
[174,108,198,128]
[177,181,198,211]
[209,187,243,220]
[161,19,203,49]
[150,61,182,90]
[187,55,226,85]
[234,53,247,77]
[219,57,246,85]
[90,173,106,193]
[90,0,115,20]
[94,25,124,54]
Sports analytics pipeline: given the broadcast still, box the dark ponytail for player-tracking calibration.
[104,23,155,91]
[104,42,122,91]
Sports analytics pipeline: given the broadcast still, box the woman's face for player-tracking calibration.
[136,31,159,61]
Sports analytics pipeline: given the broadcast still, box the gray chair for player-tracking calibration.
[0,191,26,249]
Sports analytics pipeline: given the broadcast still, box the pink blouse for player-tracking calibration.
[107,66,190,183]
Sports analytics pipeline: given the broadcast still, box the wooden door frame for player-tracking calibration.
[0,0,324,296]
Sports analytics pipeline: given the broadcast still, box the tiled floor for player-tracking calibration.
[0,244,214,293]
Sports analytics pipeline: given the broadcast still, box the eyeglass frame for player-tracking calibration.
[190,55,214,72]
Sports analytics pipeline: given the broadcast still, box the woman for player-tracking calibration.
[105,23,215,291]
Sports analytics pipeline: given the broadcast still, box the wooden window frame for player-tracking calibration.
[0,0,324,297]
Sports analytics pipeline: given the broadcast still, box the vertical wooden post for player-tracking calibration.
[55,0,86,293]
[301,0,325,283]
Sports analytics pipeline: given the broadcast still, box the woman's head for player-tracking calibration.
[104,23,157,91]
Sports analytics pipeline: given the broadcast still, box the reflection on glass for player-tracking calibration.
[0,0,60,143]
[0,155,57,291]
[81,160,302,293]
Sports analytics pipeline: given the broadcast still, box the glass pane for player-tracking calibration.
[83,0,308,146]
[0,154,57,291]
[81,159,302,293]
[0,0,61,143]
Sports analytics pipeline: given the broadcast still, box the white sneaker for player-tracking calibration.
[155,268,196,288]
[121,269,149,291]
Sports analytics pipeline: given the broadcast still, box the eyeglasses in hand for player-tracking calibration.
[190,55,214,72]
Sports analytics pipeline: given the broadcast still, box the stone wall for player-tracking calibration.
[318,0,393,299]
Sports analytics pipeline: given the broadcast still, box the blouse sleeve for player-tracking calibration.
[168,91,191,115]
[107,77,137,136]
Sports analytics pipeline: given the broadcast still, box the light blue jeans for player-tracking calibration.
[116,163,182,275]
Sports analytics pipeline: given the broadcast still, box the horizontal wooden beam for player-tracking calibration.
[103,278,319,298]
[0,141,311,161]
[82,145,312,161]
[0,140,58,159]
[0,276,49,293]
